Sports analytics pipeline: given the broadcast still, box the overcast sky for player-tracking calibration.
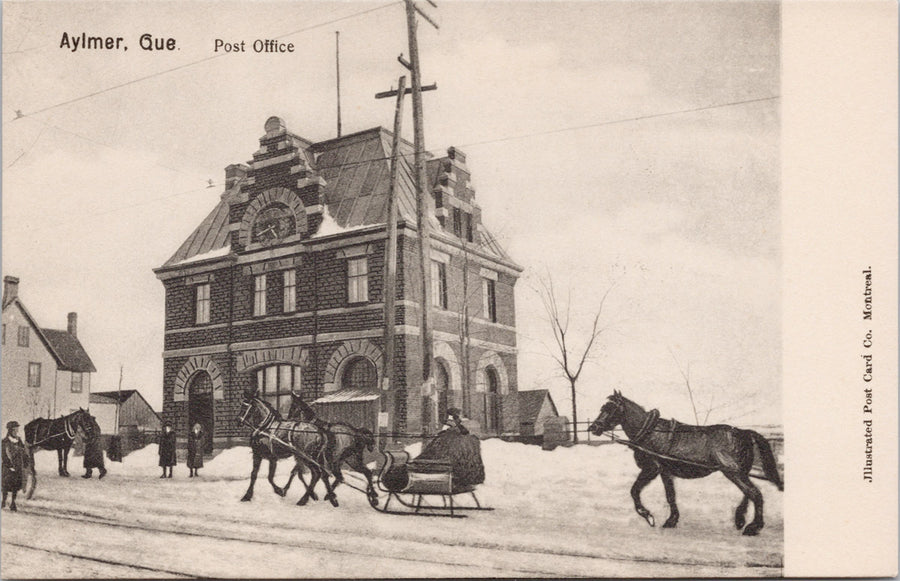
[2,1,780,426]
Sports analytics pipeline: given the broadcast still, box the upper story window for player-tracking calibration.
[432,260,448,309]
[465,213,474,243]
[452,208,462,238]
[71,372,83,393]
[283,270,296,313]
[28,362,41,387]
[253,274,267,316]
[17,326,29,347]
[195,283,211,324]
[256,364,302,416]
[483,277,497,323]
[347,257,368,304]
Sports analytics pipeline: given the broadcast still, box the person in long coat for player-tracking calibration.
[158,422,177,478]
[186,423,204,477]
[2,421,28,511]
[82,433,107,479]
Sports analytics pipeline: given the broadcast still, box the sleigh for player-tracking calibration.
[372,450,492,518]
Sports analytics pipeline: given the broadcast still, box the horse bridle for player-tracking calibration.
[239,398,275,438]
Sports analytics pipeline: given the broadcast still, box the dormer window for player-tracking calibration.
[452,208,462,237]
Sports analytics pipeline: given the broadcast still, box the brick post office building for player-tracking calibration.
[154,117,521,452]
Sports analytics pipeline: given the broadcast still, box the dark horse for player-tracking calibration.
[237,389,337,506]
[588,391,783,536]
[24,408,98,477]
[282,392,379,507]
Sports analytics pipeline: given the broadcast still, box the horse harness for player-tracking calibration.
[29,416,78,447]
[240,401,333,478]
[608,409,744,473]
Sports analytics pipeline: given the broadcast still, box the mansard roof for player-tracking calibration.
[161,122,517,270]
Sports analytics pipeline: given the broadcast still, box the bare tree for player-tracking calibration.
[536,275,614,443]
[668,347,700,425]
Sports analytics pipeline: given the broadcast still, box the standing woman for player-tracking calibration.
[186,423,204,477]
[158,422,177,478]
[2,421,28,511]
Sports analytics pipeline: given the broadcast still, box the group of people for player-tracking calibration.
[158,421,204,478]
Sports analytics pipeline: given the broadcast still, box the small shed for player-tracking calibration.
[517,389,560,443]
[89,389,161,454]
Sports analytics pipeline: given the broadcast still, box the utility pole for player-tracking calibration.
[116,365,123,436]
[375,75,407,441]
[402,0,439,431]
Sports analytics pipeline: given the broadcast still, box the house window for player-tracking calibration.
[256,364,302,416]
[71,372,83,393]
[483,278,497,323]
[283,270,296,313]
[28,362,41,387]
[465,213,474,243]
[347,258,368,304]
[195,283,211,324]
[253,275,267,316]
[431,261,448,309]
[452,208,462,237]
[17,326,29,347]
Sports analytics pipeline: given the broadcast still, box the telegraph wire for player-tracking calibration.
[4,2,399,124]
[4,94,778,231]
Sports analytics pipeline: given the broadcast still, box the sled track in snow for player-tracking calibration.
[18,503,780,576]
[18,506,568,577]
[2,540,195,578]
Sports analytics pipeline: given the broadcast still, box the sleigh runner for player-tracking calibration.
[372,450,492,517]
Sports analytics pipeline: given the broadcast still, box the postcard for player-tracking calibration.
[1,1,896,578]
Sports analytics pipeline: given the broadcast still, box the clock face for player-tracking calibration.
[252,205,296,243]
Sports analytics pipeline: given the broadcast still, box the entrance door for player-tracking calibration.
[484,367,500,434]
[188,371,214,454]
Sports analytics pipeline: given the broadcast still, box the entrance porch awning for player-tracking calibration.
[313,388,381,404]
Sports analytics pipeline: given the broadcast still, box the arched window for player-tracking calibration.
[484,367,501,433]
[256,364,302,416]
[435,359,450,423]
[341,357,377,391]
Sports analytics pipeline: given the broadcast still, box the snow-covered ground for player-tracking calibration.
[1,439,782,578]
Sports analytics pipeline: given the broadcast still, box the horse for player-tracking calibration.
[24,408,98,477]
[588,391,783,536]
[237,389,338,506]
[282,392,379,507]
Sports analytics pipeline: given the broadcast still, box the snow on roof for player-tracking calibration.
[310,208,372,239]
[171,244,231,266]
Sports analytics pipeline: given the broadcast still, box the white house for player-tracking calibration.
[1,276,96,426]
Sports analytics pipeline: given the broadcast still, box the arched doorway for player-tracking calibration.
[435,359,450,424]
[188,371,214,454]
[484,367,501,434]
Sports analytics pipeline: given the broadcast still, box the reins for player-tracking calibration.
[240,399,334,478]
[28,415,80,447]
[602,430,775,483]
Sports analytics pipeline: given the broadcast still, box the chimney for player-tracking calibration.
[3,276,19,305]
[67,312,78,337]
[225,164,249,189]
